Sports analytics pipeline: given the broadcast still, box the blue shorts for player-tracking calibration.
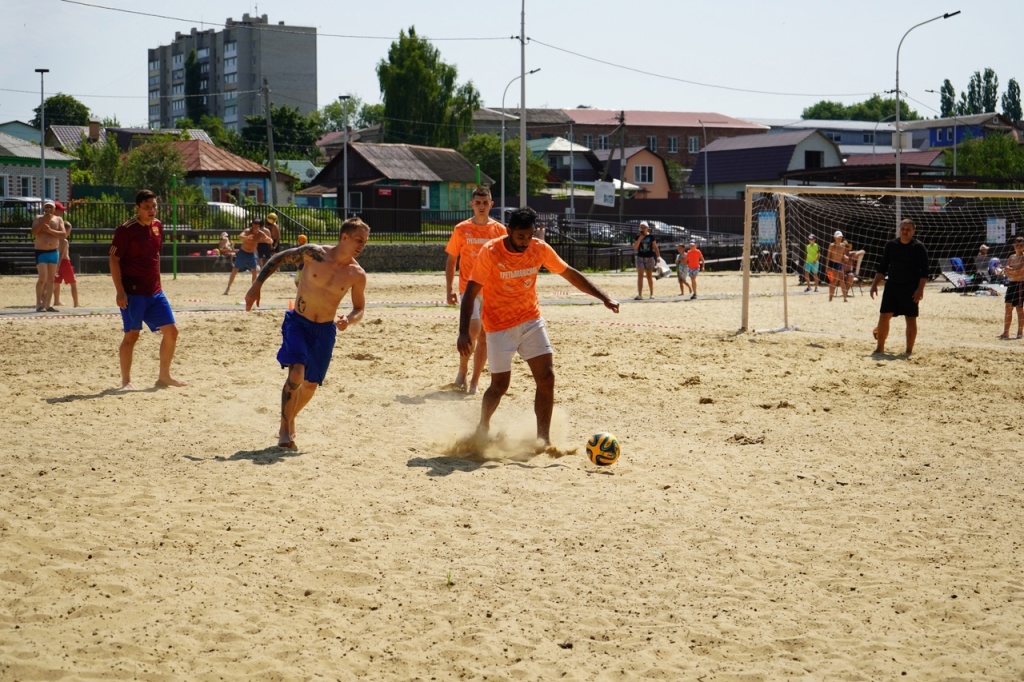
[233,250,259,272]
[35,249,59,265]
[688,267,701,278]
[805,262,819,275]
[121,292,176,332]
[277,310,337,385]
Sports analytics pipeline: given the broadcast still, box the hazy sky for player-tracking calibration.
[1,0,1018,128]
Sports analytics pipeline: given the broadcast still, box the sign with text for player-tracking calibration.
[594,181,616,208]
[757,211,777,245]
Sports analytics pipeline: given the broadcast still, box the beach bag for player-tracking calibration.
[655,257,671,279]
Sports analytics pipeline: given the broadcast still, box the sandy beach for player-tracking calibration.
[1,268,1023,680]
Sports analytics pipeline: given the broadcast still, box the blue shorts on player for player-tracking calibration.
[233,250,259,272]
[121,292,176,332]
[277,309,337,385]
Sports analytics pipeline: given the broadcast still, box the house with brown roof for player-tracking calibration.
[172,139,296,204]
[300,142,491,213]
[591,146,672,199]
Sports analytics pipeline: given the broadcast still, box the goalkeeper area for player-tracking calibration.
[741,185,1024,332]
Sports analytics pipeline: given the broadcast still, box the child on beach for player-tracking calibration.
[674,244,692,296]
[53,221,79,308]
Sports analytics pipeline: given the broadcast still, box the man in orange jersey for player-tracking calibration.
[457,206,619,446]
[445,186,506,394]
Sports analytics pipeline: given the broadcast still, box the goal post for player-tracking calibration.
[741,185,1024,332]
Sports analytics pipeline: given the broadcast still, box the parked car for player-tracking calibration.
[207,202,250,222]
[0,196,43,228]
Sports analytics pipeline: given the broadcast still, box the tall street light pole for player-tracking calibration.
[518,0,528,207]
[35,68,49,200]
[895,10,960,229]
[698,119,726,237]
[500,68,539,213]
[338,95,351,217]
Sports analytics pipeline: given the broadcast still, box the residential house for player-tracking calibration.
[591,146,672,199]
[746,118,899,157]
[315,125,382,162]
[526,136,603,187]
[690,130,843,198]
[172,139,294,204]
[302,142,491,210]
[902,112,1020,151]
[0,130,74,202]
[0,121,42,145]
[47,121,214,153]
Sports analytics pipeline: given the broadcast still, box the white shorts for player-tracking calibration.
[486,318,552,374]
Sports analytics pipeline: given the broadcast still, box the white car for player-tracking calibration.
[207,202,250,221]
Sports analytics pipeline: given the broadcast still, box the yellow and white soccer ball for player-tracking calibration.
[585,432,620,466]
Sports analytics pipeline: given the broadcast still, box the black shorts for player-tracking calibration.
[1006,281,1024,307]
[257,242,273,260]
[879,282,919,318]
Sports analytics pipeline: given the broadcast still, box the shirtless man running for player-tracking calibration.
[31,200,67,312]
[225,217,272,295]
[245,217,369,450]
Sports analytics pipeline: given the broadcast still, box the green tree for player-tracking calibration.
[184,49,205,122]
[358,102,385,129]
[376,26,481,147]
[117,136,188,199]
[311,97,363,136]
[952,133,1024,180]
[31,93,90,127]
[241,103,319,162]
[939,79,957,118]
[981,68,1000,113]
[71,133,121,185]
[1001,78,1022,123]
[802,95,918,121]
[458,133,547,198]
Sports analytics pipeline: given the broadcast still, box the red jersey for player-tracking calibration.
[445,218,506,293]
[470,237,569,333]
[110,216,163,295]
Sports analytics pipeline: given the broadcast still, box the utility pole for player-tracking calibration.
[263,79,278,205]
[618,110,626,225]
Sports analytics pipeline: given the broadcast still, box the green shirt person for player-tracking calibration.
[804,235,820,292]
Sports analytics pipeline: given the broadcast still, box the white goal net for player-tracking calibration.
[741,185,1024,332]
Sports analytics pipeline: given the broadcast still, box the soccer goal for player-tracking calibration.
[741,185,1024,332]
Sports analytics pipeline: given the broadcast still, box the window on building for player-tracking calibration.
[421,185,430,209]
[44,177,55,199]
[646,135,657,152]
[149,90,160,101]
[863,133,874,144]
[688,136,700,153]
[224,73,237,84]
[196,48,209,60]
[804,150,824,169]
[172,53,184,67]
[149,105,160,120]
[936,129,945,142]
[634,165,654,184]
[582,134,593,149]
[947,127,954,142]
[224,57,237,72]
[668,136,679,153]
[148,59,160,71]
[224,90,237,101]
[172,84,184,95]
[598,135,609,150]
[224,41,237,56]
[200,63,209,74]
[825,131,842,143]
[0,176,7,195]
[172,69,184,80]
[224,105,237,122]
[20,176,33,195]
[148,75,160,86]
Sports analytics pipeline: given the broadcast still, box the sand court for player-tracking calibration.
[1,270,1023,679]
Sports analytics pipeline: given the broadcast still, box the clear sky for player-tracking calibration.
[1,0,1019,128]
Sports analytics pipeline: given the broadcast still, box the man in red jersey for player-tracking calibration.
[109,189,186,391]
[445,186,506,394]
[457,206,619,447]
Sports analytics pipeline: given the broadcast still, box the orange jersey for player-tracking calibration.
[445,218,506,293]
[471,237,569,333]
[686,247,704,269]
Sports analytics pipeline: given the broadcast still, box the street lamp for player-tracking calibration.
[698,119,726,237]
[338,95,350,217]
[895,10,960,228]
[925,88,959,176]
[35,68,49,200]
[500,68,539,213]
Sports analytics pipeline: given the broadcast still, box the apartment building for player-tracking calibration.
[148,13,317,131]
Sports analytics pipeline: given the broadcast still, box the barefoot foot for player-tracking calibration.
[155,377,188,388]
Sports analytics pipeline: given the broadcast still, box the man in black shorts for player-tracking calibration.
[869,218,929,356]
